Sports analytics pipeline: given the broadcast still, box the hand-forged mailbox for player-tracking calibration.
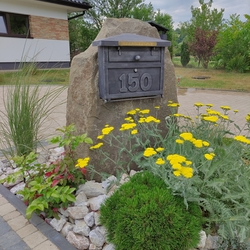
[92,33,171,102]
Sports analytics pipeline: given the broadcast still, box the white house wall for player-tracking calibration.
[0,37,70,63]
[1,0,68,19]
[0,0,71,69]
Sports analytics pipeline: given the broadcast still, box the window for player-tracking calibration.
[0,12,30,38]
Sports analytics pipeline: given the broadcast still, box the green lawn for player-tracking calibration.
[1,62,250,92]
[0,69,70,85]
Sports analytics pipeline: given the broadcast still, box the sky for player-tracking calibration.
[145,0,250,28]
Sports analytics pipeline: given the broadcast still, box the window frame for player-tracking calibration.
[0,12,30,38]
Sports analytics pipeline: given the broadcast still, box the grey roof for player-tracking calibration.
[37,0,92,10]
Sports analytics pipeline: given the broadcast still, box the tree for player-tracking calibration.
[189,28,218,68]
[214,14,250,72]
[86,0,154,29]
[68,16,99,58]
[180,0,224,68]
[154,10,174,58]
[180,42,190,67]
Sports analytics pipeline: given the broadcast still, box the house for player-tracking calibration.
[0,0,92,70]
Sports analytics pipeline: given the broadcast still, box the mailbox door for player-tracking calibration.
[99,46,165,102]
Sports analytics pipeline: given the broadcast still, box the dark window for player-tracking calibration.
[0,12,30,38]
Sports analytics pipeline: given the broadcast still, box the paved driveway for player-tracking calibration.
[0,86,249,142]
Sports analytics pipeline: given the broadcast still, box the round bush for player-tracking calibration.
[100,171,203,250]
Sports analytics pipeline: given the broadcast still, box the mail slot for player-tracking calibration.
[92,33,171,102]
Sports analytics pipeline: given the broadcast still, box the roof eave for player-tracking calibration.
[37,0,92,11]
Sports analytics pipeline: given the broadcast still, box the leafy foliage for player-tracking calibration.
[2,125,92,219]
[181,0,224,68]
[214,14,250,72]
[91,103,250,244]
[189,28,218,68]
[180,42,190,67]
[100,171,203,250]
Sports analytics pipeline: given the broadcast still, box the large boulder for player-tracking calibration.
[66,18,178,180]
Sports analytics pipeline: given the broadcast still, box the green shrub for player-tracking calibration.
[180,42,190,67]
[100,171,203,250]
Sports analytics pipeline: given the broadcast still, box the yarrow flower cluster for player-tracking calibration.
[177,132,210,148]
[166,154,193,178]
[75,157,90,168]
[234,135,250,145]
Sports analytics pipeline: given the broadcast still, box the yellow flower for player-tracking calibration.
[167,154,187,164]
[143,147,157,157]
[102,126,114,135]
[206,104,213,107]
[181,167,193,178]
[234,135,250,144]
[245,114,250,122]
[90,142,103,150]
[156,147,164,152]
[202,116,218,123]
[206,109,221,116]
[219,115,229,120]
[234,110,239,113]
[193,139,203,148]
[124,117,134,122]
[138,118,146,123]
[202,141,210,147]
[220,105,231,111]
[168,103,180,107]
[172,163,182,170]
[75,157,90,168]
[179,132,193,141]
[120,123,137,131]
[185,160,192,166]
[140,109,150,114]
[194,102,204,107]
[156,158,165,165]
[176,139,184,144]
[204,153,215,160]
[145,116,160,123]
[173,170,181,177]
[131,129,138,135]
[97,135,104,140]
[127,110,137,115]
[154,106,160,109]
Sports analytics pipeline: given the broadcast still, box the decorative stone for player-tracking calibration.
[9,182,25,194]
[197,230,207,248]
[94,211,101,226]
[66,231,90,250]
[77,181,106,198]
[89,244,102,250]
[74,191,88,206]
[101,175,117,190]
[88,195,107,211]
[61,222,74,237]
[103,244,115,250]
[119,173,129,185]
[66,18,178,181]
[50,216,67,232]
[67,206,89,220]
[74,220,91,236]
[59,207,69,218]
[84,212,95,227]
[204,234,219,249]
[89,227,106,247]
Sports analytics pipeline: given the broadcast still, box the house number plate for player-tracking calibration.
[107,67,162,98]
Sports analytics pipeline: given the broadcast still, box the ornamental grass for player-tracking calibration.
[88,101,250,246]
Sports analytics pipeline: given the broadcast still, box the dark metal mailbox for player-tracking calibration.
[92,33,171,102]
